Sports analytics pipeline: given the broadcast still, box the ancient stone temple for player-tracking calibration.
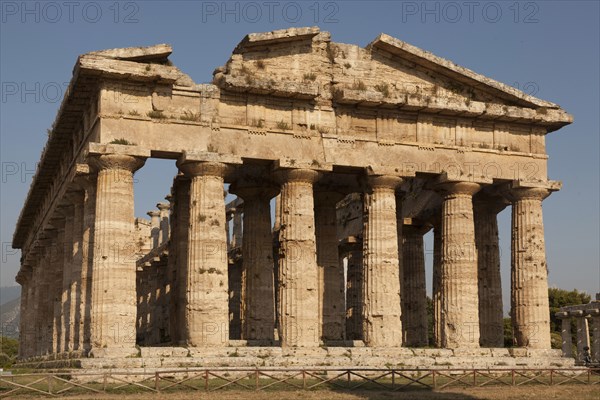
[12,27,574,367]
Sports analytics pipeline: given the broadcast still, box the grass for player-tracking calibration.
[109,138,135,145]
[303,72,317,81]
[147,110,167,119]
[180,111,201,122]
[276,120,290,130]
[352,80,367,91]
[374,83,390,97]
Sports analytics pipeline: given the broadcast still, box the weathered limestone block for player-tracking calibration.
[177,161,229,347]
[229,181,278,342]
[275,168,320,347]
[437,181,481,348]
[509,187,551,349]
[473,193,507,347]
[401,222,429,347]
[573,311,590,362]
[314,191,345,341]
[362,175,404,347]
[88,152,147,351]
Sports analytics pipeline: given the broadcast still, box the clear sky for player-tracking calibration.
[1,1,598,310]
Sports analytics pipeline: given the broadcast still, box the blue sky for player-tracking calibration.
[1,1,598,309]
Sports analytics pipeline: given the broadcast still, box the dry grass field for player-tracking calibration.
[10,385,599,400]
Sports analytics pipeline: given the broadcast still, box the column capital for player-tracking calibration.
[177,160,229,178]
[473,190,510,214]
[435,181,481,196]
[147,210,160,218]
[367,174,404,190]
[274,168,320,184]
[506,186,551,201]
[555,311,570,319]
[88,153,146,173]
[157,202,170,212]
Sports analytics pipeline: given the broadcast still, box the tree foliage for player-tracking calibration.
[0,336,18,368]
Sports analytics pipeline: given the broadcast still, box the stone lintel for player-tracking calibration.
[275,158,333,172]
[235,27,321,52]
[179,150,242,166]
[88,44,173,62]
[511,179,562,192]
[555,311,570,319]
[436,172,493,186]
[87,143,151,158]
[367,165,415,178]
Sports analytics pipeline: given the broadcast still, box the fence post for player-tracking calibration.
[255,369,259,390]
[511,369,515,386]
[549,369,553,385]
[432,370,437,389]
[204,370,208,391]
[155,371,160,392]
[302,370,306,389]
[46,374,52,395]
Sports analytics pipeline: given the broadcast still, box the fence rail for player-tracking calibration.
[1,367,598,398]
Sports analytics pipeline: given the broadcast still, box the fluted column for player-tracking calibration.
[510,187,551,348]
[16,267,31,358]
[229,181,278,342]
[173,177,190,344]
[342,238,363,340]
[50,217,65,354]
[437,181,481,348]
[314,191,345,341]
[88,153,146,352]
[66,189,85,351]
[148,210,160,248]
[177,161,229,347]
[590,310,600,363]
[401,222,429,347]
[431,211,442,348]
[362,175,404,347]
[275,168,320,347]
[555,312,572,357]
[60,203,75,352]
[157,202,170,245]
[473,193,507,347]
[74,172,97,353]
[40,236,56,354]
[573,311,590,362]
[24,266,36,357]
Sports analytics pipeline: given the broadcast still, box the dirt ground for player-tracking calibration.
[11,385,599,400]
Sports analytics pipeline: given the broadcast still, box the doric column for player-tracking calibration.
[342,237,363,341]
[60,203,75,352]
[509,186,552,348]
[88,152,147,352]
[473,192,507,347]
[437,181,481,348]
[362,175,404,347]
[555,311,572,357]
[572,310,590,362]
[314,191,345,341]
[401,221,429,347]
[231,207,243,249]
[431,211,442,348]
[40,235,56,355]
[157,202,170,245]
[16,267,32,358]
[177,160,229,347]
[590,309,600,363]
[275,168,320,347]
[49,217,65,354]
[66,189,85,352]
[25,265,36,357]
[147,210,160,248]
[173,176,190,345]
[74,171,97,353]
[229,180,278,342]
